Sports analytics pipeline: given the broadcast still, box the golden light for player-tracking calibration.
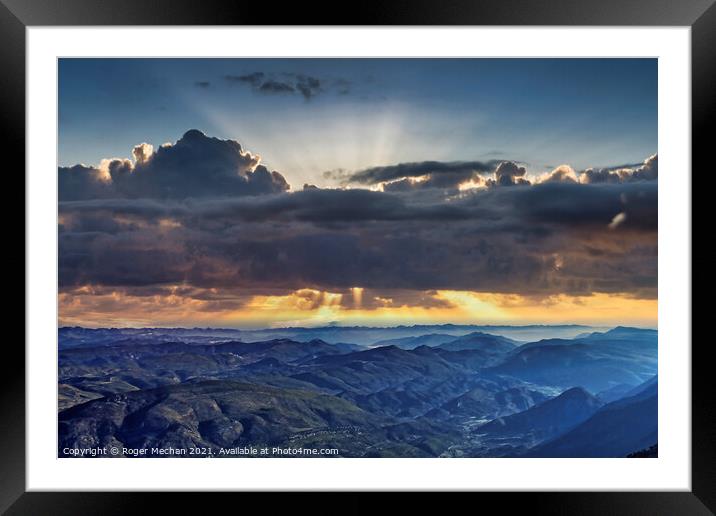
[351,287,364,307]
[59,286,657,329]
[458,177,486,191]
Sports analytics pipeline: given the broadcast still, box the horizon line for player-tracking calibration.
[58,323,658,332]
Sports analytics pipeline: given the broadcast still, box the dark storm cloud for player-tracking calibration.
[348,160,501,185]
[59,188,473,226]
[491,180,657,231]
[59,180,656,232]
[346,159,538,191]
[224,72,327,100]
[59,182,657,297]
[58,130,657,298]
[58,164,114,201]
[346,155,658,191]
[58,130,289,201]
[381,172,478,192]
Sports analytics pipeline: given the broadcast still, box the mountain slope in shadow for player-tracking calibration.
[524,378,657,457]
[478,387,603,442]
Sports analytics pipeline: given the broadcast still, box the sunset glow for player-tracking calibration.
[59,286,657,328]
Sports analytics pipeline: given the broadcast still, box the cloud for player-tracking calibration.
[58,130,657,304]
[539,164,579,184]
[58,130,289,201]
[259,80,295,94]
[579,167,623,184]
[194,81,211,88]
[344,155,659,193]
[500,180,657,231]
[293,74,322,100]
[345,160,539,191]
[225,72,265,86]
[132,143,153,164]
[493,161,530,187]
[580,154,658,184]
[59,182,657,298]
[348,160,501,187]
[58,164,115,201]
[60,188,471,225]
[224,72,327,100]
[633,154,658,180]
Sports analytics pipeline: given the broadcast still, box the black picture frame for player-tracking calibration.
[3,0,711,512]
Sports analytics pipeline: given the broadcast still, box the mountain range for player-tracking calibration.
[58,324,658,458]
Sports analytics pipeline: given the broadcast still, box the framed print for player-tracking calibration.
[4,0,713,512]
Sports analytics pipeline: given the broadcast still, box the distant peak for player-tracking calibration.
[369,344,401,352]
[607,326,654,333]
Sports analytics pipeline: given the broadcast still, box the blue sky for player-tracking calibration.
[59,58,657,187]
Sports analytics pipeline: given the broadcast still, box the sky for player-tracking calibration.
[58,58,658,328]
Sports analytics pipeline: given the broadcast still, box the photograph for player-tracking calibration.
[57,57,658,459]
